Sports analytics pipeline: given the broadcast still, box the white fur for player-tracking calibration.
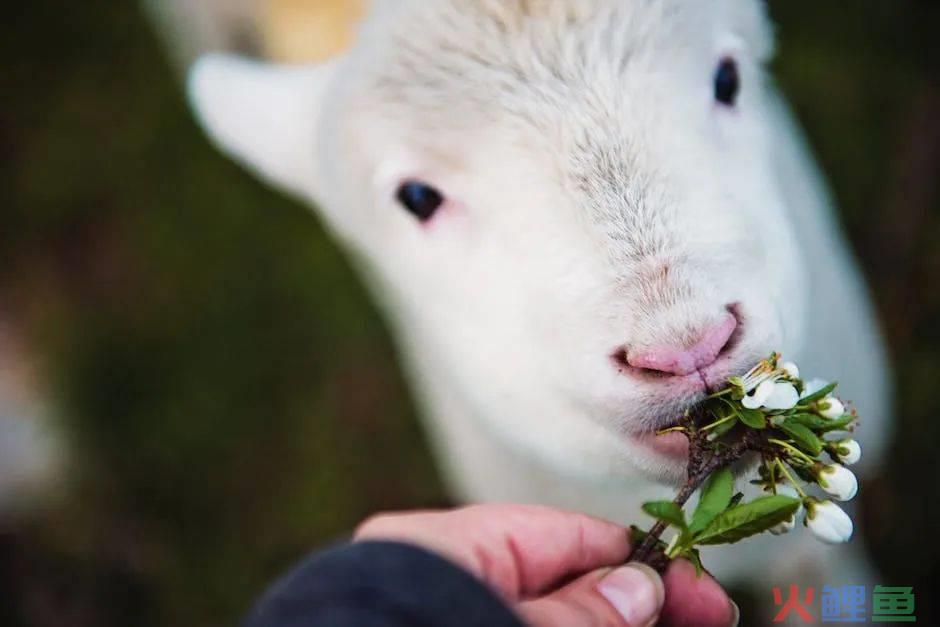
[188,0,890,586]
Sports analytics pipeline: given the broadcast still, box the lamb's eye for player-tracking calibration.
[714,58,740,107]
[396,181,444,222]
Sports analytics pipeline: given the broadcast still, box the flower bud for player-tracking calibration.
[769,485,802,535]
[818,397,845,419]
[805,500,853,544]
[780,361,800,379]
[831,439,861,465]
[817,464,858,501]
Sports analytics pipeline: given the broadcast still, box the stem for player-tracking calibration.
[768,438,816,466]
[630,430,755,566]
[775,459,808,498]
[630,480,700,563]
[700,413,736,432]
[664,534,683,559]
[656,425,686,435]
[705,388,732,400]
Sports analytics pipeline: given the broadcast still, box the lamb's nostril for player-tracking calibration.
[625,312,738,377]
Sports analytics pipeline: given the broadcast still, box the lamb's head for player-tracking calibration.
[190,0,808,484]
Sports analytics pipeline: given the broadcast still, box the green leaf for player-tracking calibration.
[818,414,857,433]
[693,495,801,545]
[778,419,824,456]
[642,501,687,529]
[787,413,833,430]
[736,407,766,429]
[689,468,734,534]
[800,382,838,405]
[787,413,856,434]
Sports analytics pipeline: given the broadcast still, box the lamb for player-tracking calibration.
[188,0,890,589]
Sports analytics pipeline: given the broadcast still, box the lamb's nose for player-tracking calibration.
[626,312,737,376]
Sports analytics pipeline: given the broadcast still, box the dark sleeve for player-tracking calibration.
[242,540,526,627]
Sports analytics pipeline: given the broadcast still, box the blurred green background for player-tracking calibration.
[1,1,937,625]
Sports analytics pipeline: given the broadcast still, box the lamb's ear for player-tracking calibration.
[187,54,342,198]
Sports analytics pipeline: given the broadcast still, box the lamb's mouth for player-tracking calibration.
[631,429,690,459]
[627,403,710,460]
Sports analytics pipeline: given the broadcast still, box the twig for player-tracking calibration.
[630,425,755,564]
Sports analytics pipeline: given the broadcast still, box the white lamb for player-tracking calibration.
[189,0,890,590]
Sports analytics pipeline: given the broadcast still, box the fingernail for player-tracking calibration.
[729,599,740,627]
[598,563,665,626]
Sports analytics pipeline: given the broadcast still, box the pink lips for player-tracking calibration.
[619,310,741,460]
[633,430,690,459]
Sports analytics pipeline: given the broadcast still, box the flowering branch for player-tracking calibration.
[629,354,861,572]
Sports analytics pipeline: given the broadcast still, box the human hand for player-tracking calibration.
[355,503,738,627]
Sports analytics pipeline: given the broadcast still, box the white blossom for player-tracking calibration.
[817,464,858,501]
[780,361,800,379]
[742,379,774,409]
[805,500,853,544]
[818,397,845,419]
[737,358,780,394]
[742,380,799,410]
[763,382,799,410]
[832,439,861,465]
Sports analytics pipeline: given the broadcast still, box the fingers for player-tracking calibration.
[659,559,738,627]
[518,563,665,627]
[520,559,738,627]
[354,503,631,598]
[354,506,737,626]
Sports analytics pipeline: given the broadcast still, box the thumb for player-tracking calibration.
[517,563,665,627]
